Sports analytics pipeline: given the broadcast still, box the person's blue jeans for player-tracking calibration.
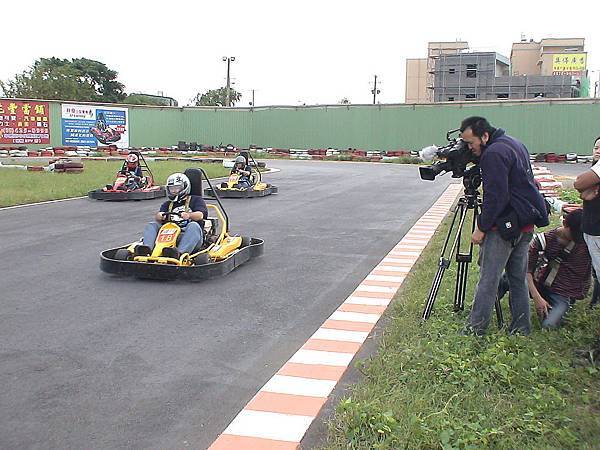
[237,178,251,189]
[536,285,571,328]
[142,221,203,253]
[584,233,600,281]
[469,230,533,335]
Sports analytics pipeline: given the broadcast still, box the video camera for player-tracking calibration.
[418,129,479,181]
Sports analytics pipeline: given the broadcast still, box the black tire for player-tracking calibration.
[194,253,210,265]
[114,248,132,261]
[63,162,84,169]
[241,236,251,247]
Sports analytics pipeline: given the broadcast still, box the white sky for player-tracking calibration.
[3,0,599,106]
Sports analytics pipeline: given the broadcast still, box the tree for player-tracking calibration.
[123,93,178,106]
[0,57,126,102]
[191,87,242,106]
[339,98,351,104]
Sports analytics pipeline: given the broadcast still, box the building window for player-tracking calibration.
[449,68,456,74]
[448,97,455,101]
[497,93,509,99]
[465,94,477,100]
[466,64,477,78]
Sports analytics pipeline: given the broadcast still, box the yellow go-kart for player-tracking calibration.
[100,168,263,280]
[204,152,277,198]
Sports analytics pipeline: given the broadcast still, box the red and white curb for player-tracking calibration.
[208,183,463,450]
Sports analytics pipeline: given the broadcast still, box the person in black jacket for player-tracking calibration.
[574,137,600,309]
[460,117,549,335]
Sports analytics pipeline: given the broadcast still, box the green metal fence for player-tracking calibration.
[4,98,599,154]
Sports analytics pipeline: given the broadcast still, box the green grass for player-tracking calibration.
[0,160,230,207]
[321,210,600,450]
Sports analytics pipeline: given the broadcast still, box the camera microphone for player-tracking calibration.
[418,145,439,161]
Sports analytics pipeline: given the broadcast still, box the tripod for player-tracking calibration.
[421,169,504,328]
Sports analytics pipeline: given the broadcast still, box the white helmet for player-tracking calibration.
[166,172,191,202]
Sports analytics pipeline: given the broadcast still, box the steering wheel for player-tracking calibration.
[162,211,181,220]
[162,212,192,227]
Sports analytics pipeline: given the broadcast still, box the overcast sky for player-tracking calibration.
[3,0,599,106]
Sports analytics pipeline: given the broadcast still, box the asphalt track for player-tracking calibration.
[0,160,454,449]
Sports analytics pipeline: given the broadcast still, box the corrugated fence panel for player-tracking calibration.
[2,98,599,154]
[129,106,183,147]
[179,108,253,147]
[250,101,600,154]
[49,102,63,147]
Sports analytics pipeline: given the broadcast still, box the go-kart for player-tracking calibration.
[204,151,277,198]
[88,151,165,201]
[100,168,264,280]
[90,126,121,144]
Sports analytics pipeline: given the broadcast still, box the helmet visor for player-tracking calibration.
[167,184,183,197]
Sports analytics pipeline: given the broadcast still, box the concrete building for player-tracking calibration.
[405,41,468,103]
[433,52,576,102]
[511,38,586,76]
[406,38,586,103]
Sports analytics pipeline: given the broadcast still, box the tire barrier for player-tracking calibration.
[2,144,595,165]
[532,165,563,199]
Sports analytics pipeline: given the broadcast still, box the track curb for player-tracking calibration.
[208,183,463,449]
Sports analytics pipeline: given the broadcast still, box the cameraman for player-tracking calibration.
[461,116,548,335]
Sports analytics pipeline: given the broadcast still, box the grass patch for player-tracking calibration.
[0,160,230,207]
[560,188,583,205]
[380,156,422,164]
[322,210,600,449]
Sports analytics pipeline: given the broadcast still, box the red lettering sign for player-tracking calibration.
[0,100,50,145]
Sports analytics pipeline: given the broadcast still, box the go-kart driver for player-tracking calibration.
[231,155,253,189]
[137,172,208,259]
[115,153,144,190]
[122,153,143,177]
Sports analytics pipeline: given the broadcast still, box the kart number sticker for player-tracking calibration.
[158,229,177,243]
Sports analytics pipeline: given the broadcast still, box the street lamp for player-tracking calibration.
[223,56,236,106]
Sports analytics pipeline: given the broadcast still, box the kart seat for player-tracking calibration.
[189,217,219,253]
[203,218,217,233]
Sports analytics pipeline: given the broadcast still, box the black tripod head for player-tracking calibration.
[461,165,482,207]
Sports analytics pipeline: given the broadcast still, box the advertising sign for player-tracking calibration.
[0,100,50,145]
[552,53,587,75]
[61,104,129,148]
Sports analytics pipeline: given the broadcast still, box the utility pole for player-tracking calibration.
[252,89,255,106]
[222,56,235,106]
[371,75,381,104]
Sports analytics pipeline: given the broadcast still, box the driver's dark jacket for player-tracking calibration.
[159,195,208,224]
[231,165,252,182]
[477,129,549,232]
[121,165,142,177]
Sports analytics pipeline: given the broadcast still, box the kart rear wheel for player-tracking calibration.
[115,249,132,261]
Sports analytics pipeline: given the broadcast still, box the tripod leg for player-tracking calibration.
[422,263,448,320]
[454,260,469,312]
[495,297,504,328]
[454,202,478,313]
[421,201,467,321]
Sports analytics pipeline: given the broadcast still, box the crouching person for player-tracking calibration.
[527,209,592,328]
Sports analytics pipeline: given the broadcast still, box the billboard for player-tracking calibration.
[61,104,129,148]
[552,53,587,75]
[0,100,50,145]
